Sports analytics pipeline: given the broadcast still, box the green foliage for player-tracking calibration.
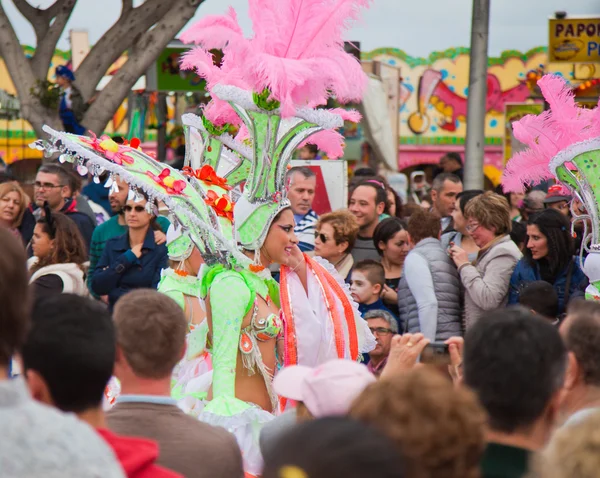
[30,80,61,110]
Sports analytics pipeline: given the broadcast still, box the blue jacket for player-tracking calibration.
[91,227,168,309]
[82,181,112,217]
[508,257,588,314]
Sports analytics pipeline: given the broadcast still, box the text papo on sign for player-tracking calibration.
[549,17,600,63]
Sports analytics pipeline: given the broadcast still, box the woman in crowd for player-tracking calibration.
[504,190,525,222]
[313,209,359,282]
[92,194,168,309]
[0,181,28,242]
[441,190,483,263]
[449,192,522,328]
[29,205,88,298]
[397,209,461,340]
[386,187,403,218]
[350,367,486,478]
[508,208,586,314]
[373,217,409,316]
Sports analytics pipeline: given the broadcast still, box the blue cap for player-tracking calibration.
[55,65,75,82]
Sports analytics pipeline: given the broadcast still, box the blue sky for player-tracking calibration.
[4,0,599,57]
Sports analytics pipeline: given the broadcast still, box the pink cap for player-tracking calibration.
[274,360,376,417]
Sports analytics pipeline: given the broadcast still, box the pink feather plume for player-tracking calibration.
[180,0,370,116]
[301,130,346,159]
[502,74,600,192]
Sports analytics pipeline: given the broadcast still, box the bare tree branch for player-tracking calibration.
[83,0,205,134]
[75,0,173,99]
[121,0,134,16]
[30,0,77,79]
[0,3,61,133]
[11,0,49,41]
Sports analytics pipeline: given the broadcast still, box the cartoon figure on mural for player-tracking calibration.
[406,69,530,135]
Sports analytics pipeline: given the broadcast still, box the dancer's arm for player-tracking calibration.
[208,271,251,399]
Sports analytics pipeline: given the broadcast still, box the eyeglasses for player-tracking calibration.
[123,205,146,213]
[369,327,394,336]
[465,222,481,234]
[34,182,63,190]
[314,231,329,243]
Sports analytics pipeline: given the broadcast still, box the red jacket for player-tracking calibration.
[97,428,182,478]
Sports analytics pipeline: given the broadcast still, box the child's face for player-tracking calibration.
[350,270,380,305]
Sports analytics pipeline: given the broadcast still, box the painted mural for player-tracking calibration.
[362,46,584,176]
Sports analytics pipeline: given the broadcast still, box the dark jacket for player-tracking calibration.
[82,180,112,217]
[508,257,587,313]
[60,198,95,254]
[91,227,168,310]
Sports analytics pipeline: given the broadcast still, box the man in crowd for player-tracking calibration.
[348,179,387,262]
[0,229,124,477]
[107,290,244,478]
[287,166,319,252]
[559,300,600,426]
[430,173,462,231]
[520,190,546,222]
[463,307,567,478]
[87,176,169,296]
[21,293,182,477]
[543,184,572,217]
[431,173,463,233]
[364,310,397,377]
[438,152,464,182]
[33,163,96,252]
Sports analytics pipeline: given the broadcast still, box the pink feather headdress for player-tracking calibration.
[502,75,600,192]
[179,0,370,158]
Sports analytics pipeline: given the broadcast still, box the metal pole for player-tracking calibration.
[464,0,490,190]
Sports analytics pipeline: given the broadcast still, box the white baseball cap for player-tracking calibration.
[273,360,376,417]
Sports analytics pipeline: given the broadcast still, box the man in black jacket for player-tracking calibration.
[32,164,95,255]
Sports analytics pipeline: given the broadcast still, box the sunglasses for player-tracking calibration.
[314,231,329,243]
[123,205,146,213]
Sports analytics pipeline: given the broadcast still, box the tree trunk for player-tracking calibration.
[0,0,204,140]
[83,0,204,135]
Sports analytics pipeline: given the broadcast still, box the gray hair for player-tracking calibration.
[363,309,398,334]
[286,166,315,184]
[432,172,461,192]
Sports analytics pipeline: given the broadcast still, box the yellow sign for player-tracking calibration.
[549,18,600,63]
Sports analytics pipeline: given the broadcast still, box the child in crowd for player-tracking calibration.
[518,280,560,325]
[350,260,399,329]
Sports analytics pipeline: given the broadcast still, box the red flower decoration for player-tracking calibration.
[146,168,187,195]
[183,165,231,190]
[205,190,234,221]
[80,132,135,165]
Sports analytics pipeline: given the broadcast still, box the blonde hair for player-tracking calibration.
[350,367,486,478]
[0,181,28,227]
[541,411,600,478]
[316,209,359,253]
[464,191,511,236]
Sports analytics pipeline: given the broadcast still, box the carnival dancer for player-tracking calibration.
[159,225,212,417]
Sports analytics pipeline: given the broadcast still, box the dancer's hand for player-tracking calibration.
[287,245,305,272]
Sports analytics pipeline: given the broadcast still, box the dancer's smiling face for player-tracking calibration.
[261,208,299,266]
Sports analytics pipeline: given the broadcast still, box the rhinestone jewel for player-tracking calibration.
[240,333,253,354]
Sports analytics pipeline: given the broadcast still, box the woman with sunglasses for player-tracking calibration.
[29,204,88,299]
[508,209,587,314]
[313,210,359,282]
[448,192,522,329]
[92,194,168,310]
